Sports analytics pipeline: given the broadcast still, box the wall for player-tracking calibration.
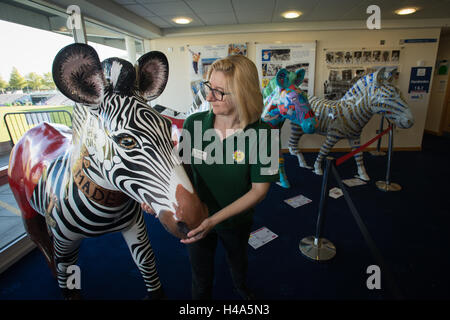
[425,34,450,134]
[149,27,441,150]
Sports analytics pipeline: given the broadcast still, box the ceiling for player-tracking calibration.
[113,0,450,30]
[2,0,450,40]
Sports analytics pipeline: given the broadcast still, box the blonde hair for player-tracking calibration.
[207,55,263,129]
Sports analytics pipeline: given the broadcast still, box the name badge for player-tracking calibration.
[192,148,207,161]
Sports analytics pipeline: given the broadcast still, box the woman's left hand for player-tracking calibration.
[180,217,215,244]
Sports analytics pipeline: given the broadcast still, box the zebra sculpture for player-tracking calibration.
[288,67,414,181]
[261,68,317,188]
[8,43,208,300]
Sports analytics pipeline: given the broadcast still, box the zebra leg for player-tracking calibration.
[288,122,312,169]
[53,236,83,300]
[348,138,370,181]
[314,135,339,175]
[122,211,165,300]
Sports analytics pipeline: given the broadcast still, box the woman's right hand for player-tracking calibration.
[141,203,156,216]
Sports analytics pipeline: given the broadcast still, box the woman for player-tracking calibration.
[179,54,279,300]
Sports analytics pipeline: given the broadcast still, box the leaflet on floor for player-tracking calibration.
[248,227,278,249]
[284,194,312,208]
[342,178,367,187]
[329,187,344,199]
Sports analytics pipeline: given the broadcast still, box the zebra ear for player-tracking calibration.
[375,67,388,84]
[102,58,136,95]
[52,43,105,105]
[276,69,290,88]
[137,51,169,101]
[384,67,398,83]
[294,69,306,87]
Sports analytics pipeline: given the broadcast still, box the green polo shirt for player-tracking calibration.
[181,110,279,230]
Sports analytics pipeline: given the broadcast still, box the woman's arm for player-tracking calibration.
[180,182,271,244]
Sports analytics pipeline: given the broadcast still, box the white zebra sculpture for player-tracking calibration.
[288,67,414,181]
[8,43,208,300]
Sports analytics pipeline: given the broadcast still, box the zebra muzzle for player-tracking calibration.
[156,184,209,239]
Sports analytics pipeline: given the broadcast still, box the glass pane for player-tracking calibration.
[0,17,74,251]
[85,20,137,63]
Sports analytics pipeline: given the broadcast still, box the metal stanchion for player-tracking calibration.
[370,114,386,156]
[300,157,336,261]
[376,124,401,192]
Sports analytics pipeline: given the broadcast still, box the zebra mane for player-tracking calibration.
[340,72,378,102]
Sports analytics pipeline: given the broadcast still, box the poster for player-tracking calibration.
[256,42,316,96]
[408,67,432,94]
[323,48,401,100]
[188,43,247,82]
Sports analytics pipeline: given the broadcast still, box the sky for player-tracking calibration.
[0,19,127,81]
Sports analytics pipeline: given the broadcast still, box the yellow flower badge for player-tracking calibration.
[233,150,245,163]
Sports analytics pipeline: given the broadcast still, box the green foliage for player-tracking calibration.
[25,72,44,91]
[42,72,56,90]
[9,67,26,90]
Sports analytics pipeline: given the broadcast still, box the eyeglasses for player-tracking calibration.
[202,81,230,101]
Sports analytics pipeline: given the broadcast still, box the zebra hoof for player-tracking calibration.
[314,169,323,176]
[299,164,313,169]
[357,175,370,182]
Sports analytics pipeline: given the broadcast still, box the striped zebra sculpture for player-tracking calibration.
[288,67,414,181]
[8,43,208,300]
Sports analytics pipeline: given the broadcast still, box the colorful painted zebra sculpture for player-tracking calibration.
[8,43,208,300]
[288,67,414,181]
[261,68,317,187]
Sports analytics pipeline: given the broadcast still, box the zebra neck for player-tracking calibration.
[339,94,374,131]
[71,148,129,207]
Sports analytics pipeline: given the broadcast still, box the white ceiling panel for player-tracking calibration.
[196,11,237,25]
[301,0,370,21]
[141,1,195,16]
[232,0,275,13]
[235,10,273,24]
[136,0,172,3]
[143,16,172,27]
[185,0,234,14]
[123,3,155,17]
[114,0,138,4]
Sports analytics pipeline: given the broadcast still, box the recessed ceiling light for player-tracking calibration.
[172,17,192,24]
[395,8,417,15]
[281,10,302,19]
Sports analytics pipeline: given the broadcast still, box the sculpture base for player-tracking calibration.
[376,181,401,192]
[299,236,336,261]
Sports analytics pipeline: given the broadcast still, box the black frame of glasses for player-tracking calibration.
[202,81,230,101]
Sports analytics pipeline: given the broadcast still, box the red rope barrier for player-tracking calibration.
[335,126,392,167]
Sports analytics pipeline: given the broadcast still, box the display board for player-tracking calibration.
[255,42,316,96]
[187,44,247,82]
[323,47,402,100]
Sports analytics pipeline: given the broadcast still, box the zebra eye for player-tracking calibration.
[115,134,138,149]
